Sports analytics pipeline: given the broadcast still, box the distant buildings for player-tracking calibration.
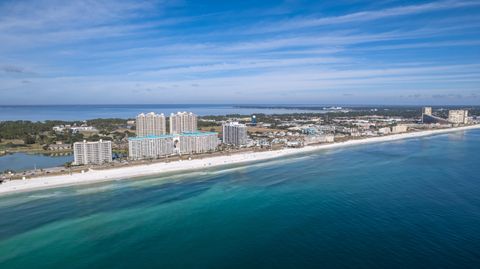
[422,107,432,116]
[421,107,469,125]
[421,107,451,125]
[170,112,197,134]
[302,127,317,135]
[136,112,166,137]
[391,125,408,134]
[304,134,334,145]
[378,127,391,135]
[52,124,98,134]
[48,141,71,151]
[448,110,469,124]
[73,140,112,165]
[223,122,248,146]
[378,125,408,135]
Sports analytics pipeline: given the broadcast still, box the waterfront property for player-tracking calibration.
[136,112,166,137]
[223,122,248,146]
[391,125,408,134]
[178,132,220,154]
[73,140,112,165]
[304,134,335,145]
[170,111,198,134]
[128,135,174,160]
[47,142,72,151]
[448,110,469,124]
[128,132,219,160]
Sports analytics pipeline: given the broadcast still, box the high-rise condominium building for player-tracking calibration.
[136,112,166,137]
[128,135,174,160]
[128,132,219,160]
[422,107,432,116]
[223,122,248,146]
[73,140,112,165]
[170,112,197,134]
[178,132,219,154]
[448,110,469,124]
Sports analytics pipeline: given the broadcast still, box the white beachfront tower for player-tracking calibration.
[222,122,248,146]
[73,140,112,165]
[136,112,166,137]
[169,111,198,134]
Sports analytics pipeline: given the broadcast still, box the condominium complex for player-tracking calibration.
[448,110,469,124]
[223,122,248,146]
[170,112,197,134]
[128,135,174,160]
[73,140,112,165]
[391,125,408,134]
[128,132,219,160]
[136,112,166,137]
[178,132,219,154]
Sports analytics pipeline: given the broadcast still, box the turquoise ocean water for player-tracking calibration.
[0,130,479,268]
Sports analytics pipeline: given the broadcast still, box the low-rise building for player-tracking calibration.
[48,142,71,151]
[304,134,335,145]
[378,127,391,135]
[71,126,98,134]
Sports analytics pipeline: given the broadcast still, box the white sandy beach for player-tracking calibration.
[1,125,479,196]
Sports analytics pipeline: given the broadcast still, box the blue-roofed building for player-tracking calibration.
[128,135,175,160]
[177,132,220,155]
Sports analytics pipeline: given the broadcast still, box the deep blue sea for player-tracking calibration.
[0,104,322,121]
[0,130,479,268]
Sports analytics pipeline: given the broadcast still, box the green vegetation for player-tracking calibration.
[87,118,130,132]
[0,119,133,153]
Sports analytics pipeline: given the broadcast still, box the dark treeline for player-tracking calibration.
[2,107,478,143]
[0,119,131,144]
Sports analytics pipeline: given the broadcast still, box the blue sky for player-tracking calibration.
[0,0,479,105]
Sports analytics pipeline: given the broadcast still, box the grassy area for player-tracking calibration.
[0,139,62,154]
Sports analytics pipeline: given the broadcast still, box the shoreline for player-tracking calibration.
[1,125,479,196]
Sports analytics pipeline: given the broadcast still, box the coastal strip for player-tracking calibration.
[1,125,479,196]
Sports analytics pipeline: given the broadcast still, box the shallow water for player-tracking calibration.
[0,130,479,268]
